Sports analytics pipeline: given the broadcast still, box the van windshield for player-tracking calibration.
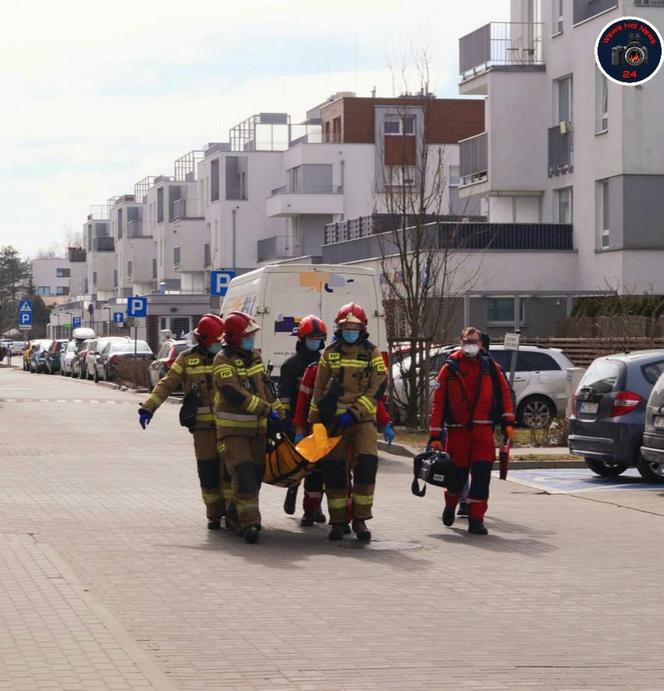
[578,360,624,395]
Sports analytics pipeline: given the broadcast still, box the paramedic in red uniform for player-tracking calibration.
[428,327,514,535]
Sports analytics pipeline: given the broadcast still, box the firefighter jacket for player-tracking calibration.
[308,338,387,425]
[141,346,215,430]
[278,346,320,421]
[429,350,515,438]
[212,345,280,438]
[295,362,391,429]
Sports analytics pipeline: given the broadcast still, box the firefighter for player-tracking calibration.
[308,303,387,542]
[138,314,230,530]
[279,315,328,524]
[212,311,282,544]
[428,326,514,535]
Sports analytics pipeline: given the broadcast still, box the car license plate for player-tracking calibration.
[654,416,664,429]
[579,402,599,415]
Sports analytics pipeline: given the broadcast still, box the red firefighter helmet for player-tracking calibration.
[335,303,368,329]
[224,311,260,347]
[297,315,327,340]
[193,314,225,349]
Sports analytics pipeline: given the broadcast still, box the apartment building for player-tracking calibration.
[454,0,664,328]
[31,257,72,300]
[67,247,87,300]
[83,209,115,303]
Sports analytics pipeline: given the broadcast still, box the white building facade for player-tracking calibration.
[31,257,72,299]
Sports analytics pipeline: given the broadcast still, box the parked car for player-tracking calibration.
[29,340,53,373]
[569,350,664,482]
[148,340,189,390]
[71,339,92,379]
[61,328,96,377]
[83,338,105,380]
[11,340,26,356]
[45,339,69,374]
[391,344,574,428]
[94,338,154,382]
[639,369,664,480]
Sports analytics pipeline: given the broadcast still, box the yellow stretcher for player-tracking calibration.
[263,424,342,487]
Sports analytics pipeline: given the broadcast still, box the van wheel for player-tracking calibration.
[585,458,629,477]
[517,395,556,428]
[636,454,664,483]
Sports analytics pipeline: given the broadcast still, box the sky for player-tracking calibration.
[0,0,509,258]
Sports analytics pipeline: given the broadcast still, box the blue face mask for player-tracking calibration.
[208,343,222,355]
[341,330,361,344]
[305,338,322,352]
[240,336,255,351]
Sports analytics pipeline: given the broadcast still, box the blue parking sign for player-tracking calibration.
[210,270,236,297]
[18,299,32,328]
[126,296,148,318]
[72,317,82,329]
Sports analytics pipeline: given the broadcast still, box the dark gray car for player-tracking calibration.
[569,350,664,482]
[640,370,664,479]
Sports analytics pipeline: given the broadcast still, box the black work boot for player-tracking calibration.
[313,509,327,523]
[283,486,298,515]
[468,519,489,535]
[352,519,371,542]
[328,524,347,541]
[442,507,456,527]
[244,526,260,544]
[207,519,221,530]
[457,501,469,517]
[300,514,315,527]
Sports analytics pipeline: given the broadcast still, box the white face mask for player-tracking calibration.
[462,343,480,357]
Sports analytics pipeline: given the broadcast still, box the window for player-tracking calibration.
[56,286,69,296]
[573,0,618,25]
[113,270,118,288]
[56,268,71,278]
[595,70,608,133]
[555,75,573,124]
[332,116,342,143]
[487,298,526,324]
[385,166,415,187]
[517,352,562,371]
[449,165,460,187]
[642,361,664,386]
[554,187,573,223]
[36,286,50,296]
[402,115,415,135]
[210,158,220,202]
[152,258,157,279]
[117,208,123,239]
[174,247,181,266]
[598,180,610,248]
[127,261,132,277]
[225,156,248,200]
[93,272,97,287]
[384,115,415,135]
[552,0,563,33]
[157,187,164,224]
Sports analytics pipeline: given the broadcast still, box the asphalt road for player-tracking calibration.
[2,366,664,690]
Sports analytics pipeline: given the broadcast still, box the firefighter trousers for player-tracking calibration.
[221,434,266,529]
[444,426,495,521]
[193,429,231,521]
[322,421,378,525]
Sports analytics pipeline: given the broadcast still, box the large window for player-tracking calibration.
[487,297,526,325]
[595,70,608,133]
[554,187,573,223]
[555,75,573,124]
[56,286,69,296]
[56,268,70,278]
[157,187,164,224]
[127,261,132,277]
[117,208,123,239]
[384,115,415,135]
[210,158,220,202]
[36,286,50,296]
[552,0,563,34]
[598,180,610,248]
[174,247,181,266]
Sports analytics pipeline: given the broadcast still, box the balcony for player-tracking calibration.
[459,22,544,83]
[257,235,298,263]
[266,184,344,218]
[126,219,148,238]
[93,237,115,252]
[548,126,574,177]
[459,132,488,186]
[321,221,573,263]
[172,198,203,220]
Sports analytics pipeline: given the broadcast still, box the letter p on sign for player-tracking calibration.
[127,296,148,318]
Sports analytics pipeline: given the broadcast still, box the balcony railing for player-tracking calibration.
[172,198,204,220]
[126,219,145,238]
[257,235,297,263]
[459,22,544,80]
[270,184,343,196]
[548,126,574,177]
[93,237,115,252]
[459,132,488,185]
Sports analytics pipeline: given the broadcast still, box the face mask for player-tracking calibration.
[462,343,480,357]
[305,338,322,352]
[208,343,222,355]
[240,336,255,351]
[342,330,361,344]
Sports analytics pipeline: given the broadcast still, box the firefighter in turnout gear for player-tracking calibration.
[428,327,515,535]
[308,303,387,542]
[212,311,282,544]
[279,315,328,525]
[138,314,230,530]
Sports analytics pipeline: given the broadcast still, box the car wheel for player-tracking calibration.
[585,458,629,477]
[517,395,556,428]
[636,454,664,483]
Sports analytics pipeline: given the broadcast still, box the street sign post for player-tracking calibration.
[210,270,237,297]
[126,297,148,362]
[18,300,32,331]
[72,316,82,329]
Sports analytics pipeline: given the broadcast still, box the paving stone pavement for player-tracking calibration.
[2,367,664,690]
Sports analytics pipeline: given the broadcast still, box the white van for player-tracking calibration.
[221,264,387,376]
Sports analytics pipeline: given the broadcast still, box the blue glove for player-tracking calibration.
[337,412,354,426]
[138,408,152,430]
[294,431,305,444]
[269,410,282,422]
[383,422,395,445]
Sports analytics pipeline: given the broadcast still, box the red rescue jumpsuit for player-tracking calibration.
[429,350,514,521]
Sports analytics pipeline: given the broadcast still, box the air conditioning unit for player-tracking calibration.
[559,121,572,134]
